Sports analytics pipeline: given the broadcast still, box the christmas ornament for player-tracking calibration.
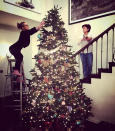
[31,99,36,106]
[76,120,81,125]
[62,101,65,105]
[44,77,49,83]
[48,94,53,99]
[67,106,72,113]
[22,6,92,130]
[37,34,41,39]
[46,106,49,110]
[38,59,42,64]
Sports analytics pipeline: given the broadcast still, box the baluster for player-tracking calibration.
[106,32,108,68]
[112,27,114,62]
[78,54,80,78]
[96,40,98,74]
[87,47,88,53]
[101,37,103,68]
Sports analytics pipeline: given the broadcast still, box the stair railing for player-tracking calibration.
[71,23,115,79]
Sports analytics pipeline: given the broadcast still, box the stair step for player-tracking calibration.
[109,62,115,69]
[98,68,112,73]
[81,62,115,84]
[109,62,115,66]
[90,74,101,78]
[80,78,91,84]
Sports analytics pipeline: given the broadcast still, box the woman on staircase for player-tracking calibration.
[78,24,93,79]
[9,21,45,76]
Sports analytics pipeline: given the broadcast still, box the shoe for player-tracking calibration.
[12,70,22,76]
[16,77,25,83]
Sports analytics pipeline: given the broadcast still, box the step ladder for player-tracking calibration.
[4,56,29,115]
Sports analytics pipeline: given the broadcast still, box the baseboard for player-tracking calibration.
[88,116,101,124]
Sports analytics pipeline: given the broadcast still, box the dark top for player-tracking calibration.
[13,27,38,48]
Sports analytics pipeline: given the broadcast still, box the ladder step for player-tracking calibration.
[12,105,21,107]
[12,91,28,95]
[5,74,12,77]
[5,59,26,114]
[5,74,22,77]
[5,105,21,107]
[8,59,16,62]
[14,109,21,111]
[12,90,26,93]
[13,100,20,102]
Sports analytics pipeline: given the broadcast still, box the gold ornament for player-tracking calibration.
[62,101,66,105]
[31,99,36,106]
[44,76,49,83]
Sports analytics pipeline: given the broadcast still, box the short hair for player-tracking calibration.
[17,22,25,29]
[82,24,91,32]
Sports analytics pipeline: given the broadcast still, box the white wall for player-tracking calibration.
[0,0,54,97]
[0,0,44,21]
[0,0,54,22]
[0,2,114,125]
[0,24,33,97]
[53,0,115,52]
[53,0,115,78]
[31,0,54,67]
[84,67,115,124]
[0,24,18,97]
[53,0,115,124]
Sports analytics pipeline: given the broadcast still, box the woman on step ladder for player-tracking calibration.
[9,21,45,76]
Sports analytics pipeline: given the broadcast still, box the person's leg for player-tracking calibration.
[15,52,23,72]
[80,53,87,78]
[9,45,23,76]
[87,52,93,76]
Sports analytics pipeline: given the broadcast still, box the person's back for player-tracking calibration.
[9,21,45,76]
[15,27,38,48]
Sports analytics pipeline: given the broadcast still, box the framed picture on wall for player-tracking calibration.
[69,0,115,24]
[4,0,40,14]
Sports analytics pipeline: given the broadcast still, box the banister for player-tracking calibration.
[71,23,115,58]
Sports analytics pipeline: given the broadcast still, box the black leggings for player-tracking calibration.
[9,44,23,72]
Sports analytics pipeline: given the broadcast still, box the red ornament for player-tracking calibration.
[44,121,52,127]
[60,114,65,118]
[44,77,49,83]
[38,59,41,64]
[69,91,73,96]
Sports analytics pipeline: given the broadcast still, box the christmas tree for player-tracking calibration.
[22,6,92,130]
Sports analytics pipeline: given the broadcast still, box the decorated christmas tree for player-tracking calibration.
[22,6,92,130]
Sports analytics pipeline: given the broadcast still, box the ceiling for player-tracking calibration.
[0,11,40,28]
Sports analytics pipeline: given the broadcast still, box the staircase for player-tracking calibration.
[84,66,115,124]
[72,23,115,124]
[72,23,115,82]
[80,62,115,83]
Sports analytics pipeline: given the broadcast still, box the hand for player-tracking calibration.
[86,37,92,41]
[81,37,92,41]
[37,21,45,30]
[81,38,86,41]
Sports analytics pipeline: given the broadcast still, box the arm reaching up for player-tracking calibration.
[36,21,45,31]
